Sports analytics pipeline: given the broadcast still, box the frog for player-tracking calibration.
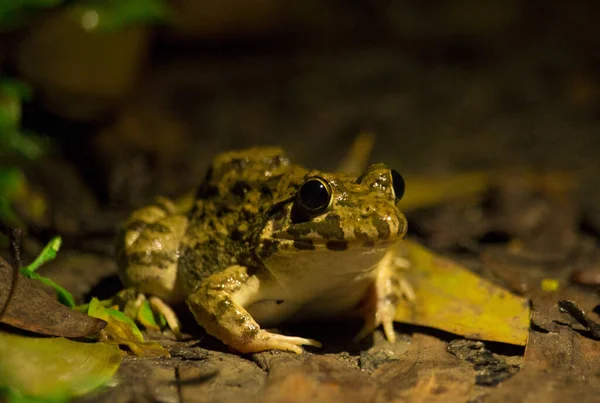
[116,146,410,354]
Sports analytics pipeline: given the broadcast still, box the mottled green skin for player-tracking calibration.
[117,147,408,353]
[177,147,304,294]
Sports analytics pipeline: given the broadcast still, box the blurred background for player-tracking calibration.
[1,0,600,253]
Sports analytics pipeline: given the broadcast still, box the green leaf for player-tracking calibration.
[0,77,32,102]
[87,298,169,357]
[26,273,76,308]
[19,236,76,307]
[0,77,45,159]
[76,0,170,33]
[1,385,68,403]
[138,299,167,329]
[0,0,66,31]
[2,131,45,160]
[0,77,30,131]
[21,236,62,275]
[74,298,112,313]
[87,297,143,341]
[0,331,121,400]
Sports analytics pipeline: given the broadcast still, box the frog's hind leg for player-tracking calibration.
[116,196,189,336]
[187,265,321,354]
[355,250,414,343]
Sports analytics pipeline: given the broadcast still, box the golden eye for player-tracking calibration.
[391,169,405,201]
[297,177,332,214]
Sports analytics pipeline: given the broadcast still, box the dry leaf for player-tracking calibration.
[0,257,106,337]
[395,240,531,346]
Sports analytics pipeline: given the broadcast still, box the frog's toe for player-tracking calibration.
[354,312,396,343]
[148,296,182,339]
[354,316,380,343]
[382,316,396,343]
[354,322,374,343]
[237,331,322,354]
[119,292,182,339]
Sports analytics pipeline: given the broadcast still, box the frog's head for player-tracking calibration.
[257,164,407,279]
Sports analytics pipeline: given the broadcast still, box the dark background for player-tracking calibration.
[2,0,600,250]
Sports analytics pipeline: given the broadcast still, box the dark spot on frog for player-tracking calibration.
[363,240,375,248]
[372,216,391,239]
[354,228,372,241]
[326,240,348,251]
[336,199,357,208]
[196,182,219,199]
[231,228,244,241]
[230,158,248,172]
[276,300,284,305]
[325,213,341,221]
[231,181,251,197]
[270,155,288,169]
[127,251,177,269]
[259,183,273,197]
[286,224,312,237]
[294,239,316,250]
[315,219,345,241]
[288,217,345,241]
[216,298,233,317]
[241,324,260,342]
[258,239,280,258]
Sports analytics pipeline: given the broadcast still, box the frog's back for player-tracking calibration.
[178,147,304,294]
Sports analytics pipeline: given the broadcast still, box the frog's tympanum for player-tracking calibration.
[117,147,408,353]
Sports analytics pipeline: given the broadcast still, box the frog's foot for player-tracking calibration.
[188,265,321,354]
[236,330,321,354]
[355,250,415,343]
[148,296,182,339]
[116,290,182,339]
[354,285,398,343]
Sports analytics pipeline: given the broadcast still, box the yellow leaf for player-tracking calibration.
[0,332,121,399]
[399,170,577,211]
[398,172,490,211]
[395,240,531,346]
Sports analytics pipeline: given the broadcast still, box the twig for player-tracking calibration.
[0,224,21,321]
[557,300,600,339]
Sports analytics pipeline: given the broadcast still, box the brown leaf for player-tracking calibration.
[0,256,106,337]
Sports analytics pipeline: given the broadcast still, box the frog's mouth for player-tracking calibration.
[269,234,398,253]
[262,203,406,253]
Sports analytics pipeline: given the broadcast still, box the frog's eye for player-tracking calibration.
[391,169,405,202]
[297,177,332,214]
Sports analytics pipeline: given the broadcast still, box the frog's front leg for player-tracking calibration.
[187,265,321,354]
[355,249,415,343]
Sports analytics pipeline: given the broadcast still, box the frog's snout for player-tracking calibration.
[358,203,406,244]
[396,211,408,240]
